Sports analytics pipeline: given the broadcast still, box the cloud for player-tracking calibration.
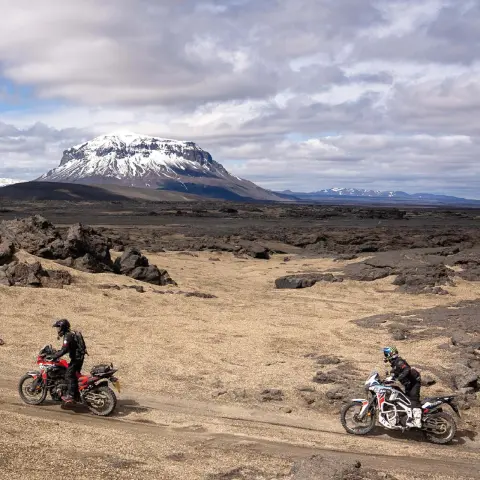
[222,133,479,196]
[0,0,478,197]
[0,122,88,179]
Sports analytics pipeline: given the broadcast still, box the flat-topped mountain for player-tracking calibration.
[37,132,283,201]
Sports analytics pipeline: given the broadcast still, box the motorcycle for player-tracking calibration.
[18,344,121,416]
[340,371,460,444]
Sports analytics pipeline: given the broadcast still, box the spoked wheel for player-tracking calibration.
[18,374,47,405]
[340,401,376,435]
[84,385,117,416]
[423,412,457,444]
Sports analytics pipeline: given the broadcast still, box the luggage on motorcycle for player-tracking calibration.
[90,364,112,376]
[73,331,88,357]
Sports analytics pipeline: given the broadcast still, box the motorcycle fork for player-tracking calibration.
[357,399,374,420]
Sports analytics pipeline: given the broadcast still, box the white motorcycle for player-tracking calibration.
[340,371,460,444]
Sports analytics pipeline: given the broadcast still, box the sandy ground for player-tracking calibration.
[0,251,479,479]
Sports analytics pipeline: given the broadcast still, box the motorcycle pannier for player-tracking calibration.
[90,364,112,376]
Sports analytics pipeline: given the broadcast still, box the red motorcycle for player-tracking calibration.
[18,344,121,416]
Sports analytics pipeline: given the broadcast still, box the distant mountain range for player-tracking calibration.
[36,132,284,202]
[277,188,480,206]
[2,134,478,206]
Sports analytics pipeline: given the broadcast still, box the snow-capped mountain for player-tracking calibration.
[282,188,414,198]
[277,188,480,205]
[316,188,410,197]
[37,132,282,201]
[0,178,21,187]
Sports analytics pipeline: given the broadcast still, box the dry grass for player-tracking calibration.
[0,251,479,479]
[0,254,473,385]
[1,251,479,408]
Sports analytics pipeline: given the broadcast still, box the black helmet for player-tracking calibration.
[52,319,71,338]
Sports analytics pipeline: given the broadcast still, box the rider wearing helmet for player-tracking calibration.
[50,319,85,403]
[383,346,422,428]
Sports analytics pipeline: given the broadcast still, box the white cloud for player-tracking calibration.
[0,0,478,197]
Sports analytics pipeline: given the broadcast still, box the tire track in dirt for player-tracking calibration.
[1,376,479,477]
[4,376,478,452]
[4,375,479,450]
[0,398,478,478]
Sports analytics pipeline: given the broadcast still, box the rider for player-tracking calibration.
[50,319,86,403]
[383,346,422,428]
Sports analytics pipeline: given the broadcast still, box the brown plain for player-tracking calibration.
[0,251,479,480]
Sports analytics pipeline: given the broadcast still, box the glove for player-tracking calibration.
[385,375,395,383]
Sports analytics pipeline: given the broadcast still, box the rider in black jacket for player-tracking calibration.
[383,346,422,428]
[50,319,85,403]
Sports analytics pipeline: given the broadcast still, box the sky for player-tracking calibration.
[0,0,479,198]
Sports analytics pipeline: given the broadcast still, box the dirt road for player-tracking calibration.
[1,377,478,479]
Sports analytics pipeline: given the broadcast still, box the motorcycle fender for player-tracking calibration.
[447,399,461,418]
[26,371,41,379]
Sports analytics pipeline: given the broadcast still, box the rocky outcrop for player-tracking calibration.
[62,224,113,272]
[0,260,72,288]
[343,250,457,294]
[244,243,270,260]
[392,264,454,294]
[0,215,61,257]
[0,241,15,265]
[275,273,343,289]
[451,363,478,390]
[446,248,480,281]
[0,216,174,284]
[343,263,392,281]
[0,216,112,272]
[113,247,176,286]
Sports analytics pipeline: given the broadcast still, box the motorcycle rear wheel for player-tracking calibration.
[340,401,376,435]
[423,411,457,444]
[84,385,117,416]
[18,374,47,405]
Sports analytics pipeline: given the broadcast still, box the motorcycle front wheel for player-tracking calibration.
[340,401,376,435]
[18,374,47,405]
[84,385,117,416]
[423,411,457,444]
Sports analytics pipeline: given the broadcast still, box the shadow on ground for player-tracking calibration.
[56,398,152,419]
[368,425,478,446]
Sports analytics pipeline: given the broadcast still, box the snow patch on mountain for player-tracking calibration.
[0,178,21,187]
[301,188,410,198]
[37,132,233,186]
[278,187,479,204]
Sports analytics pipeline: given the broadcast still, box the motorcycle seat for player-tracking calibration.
[423,395,456,403]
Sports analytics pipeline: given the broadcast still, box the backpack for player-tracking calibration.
[73,331,88,357]
[411,367,421,381]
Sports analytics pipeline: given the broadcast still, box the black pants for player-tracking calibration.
[66,359,84,398]
[405,381,421,408]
